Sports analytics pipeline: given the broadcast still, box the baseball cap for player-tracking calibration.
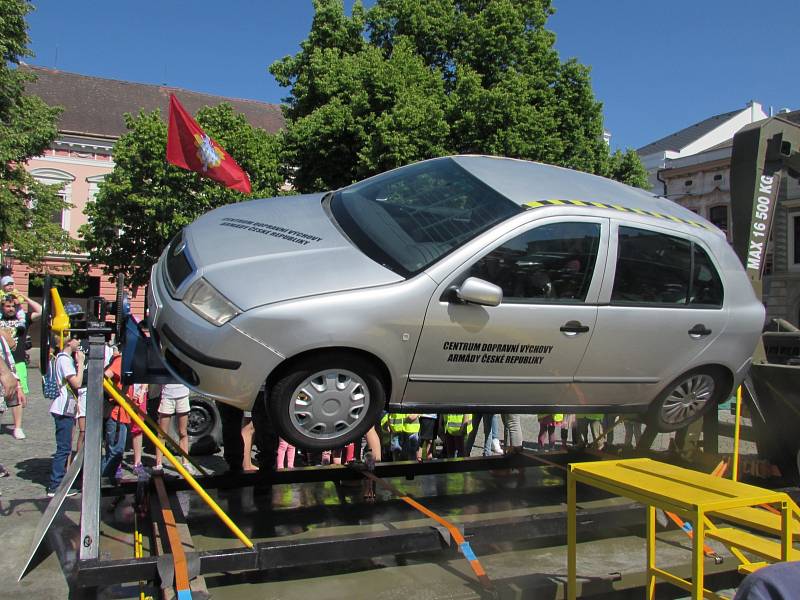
[0,276,13,286]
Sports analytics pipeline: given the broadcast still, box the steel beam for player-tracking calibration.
[79,333,106,560]
[75,500,642,587]
[101,451,576,497]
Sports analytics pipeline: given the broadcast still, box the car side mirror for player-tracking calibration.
[454,277,503,307]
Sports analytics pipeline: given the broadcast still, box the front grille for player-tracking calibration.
[165,231,193,291]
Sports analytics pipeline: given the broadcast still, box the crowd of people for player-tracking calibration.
[272,410,644,475]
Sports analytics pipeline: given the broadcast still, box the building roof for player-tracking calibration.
[21,65,285,139]
[636,108,744,156]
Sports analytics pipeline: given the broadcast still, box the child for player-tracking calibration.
[537,413,563,451]
[129,383,148,476]
[386,413,420,461]
[276,438,296,469]
[443,413,472,458]
[242,411,259,471]
[47,334,82,497]
[154,384,195,474]
[418,413,439,461]
[103,347,132,481]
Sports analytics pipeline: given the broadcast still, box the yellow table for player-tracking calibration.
[567,458,795,600]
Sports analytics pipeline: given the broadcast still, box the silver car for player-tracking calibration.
[148,155,764,449]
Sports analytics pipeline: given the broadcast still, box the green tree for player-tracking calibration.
[81,104,283,288]
[0,0,73,267]
[606,148,651,189]
[272,0,648,192]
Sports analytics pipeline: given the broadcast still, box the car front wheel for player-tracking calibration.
[269,354,385,450]
[647,367,726,432]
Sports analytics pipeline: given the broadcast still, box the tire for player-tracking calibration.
[269,353,385,450]
[186,395,222,455]
[646,367,726,433]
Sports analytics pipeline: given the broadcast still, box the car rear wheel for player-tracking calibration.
[647,367,725,432]
[269,354,385,450]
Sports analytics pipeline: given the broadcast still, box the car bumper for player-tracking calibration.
[148,263,283,410]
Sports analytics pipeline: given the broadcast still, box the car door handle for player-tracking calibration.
[560,320,590,335]
[688,324,712,337]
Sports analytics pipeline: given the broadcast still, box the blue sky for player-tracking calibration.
[25,1,798,151]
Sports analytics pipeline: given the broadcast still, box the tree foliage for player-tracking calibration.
[0,0,73,267]
[81,104,283,287]
[272,0,648,192]
[607,148,650,190]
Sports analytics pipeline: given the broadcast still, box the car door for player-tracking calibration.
[404,217,609,409]
[574,222,729,407]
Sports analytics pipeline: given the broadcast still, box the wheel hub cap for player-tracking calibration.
[289,369,369,441]
[661,374,715,426]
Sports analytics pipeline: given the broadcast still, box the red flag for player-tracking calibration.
[166,94,252,194]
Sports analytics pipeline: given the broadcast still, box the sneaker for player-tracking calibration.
[133,463,147,477]
[13,428,26,440]
[0,464,9,478]
[115,465,125,480]
[152,464,163,472]
[46,488,78,498]
[491,438,503,455]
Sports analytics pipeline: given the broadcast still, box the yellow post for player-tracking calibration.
[646,505,656,599]
[567,468,577,600]
[103,378,254,549]
[732,386,743,481]
[782,500,791,561]
[692,508,705,600]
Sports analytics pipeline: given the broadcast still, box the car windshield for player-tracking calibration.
[331,158,522,276]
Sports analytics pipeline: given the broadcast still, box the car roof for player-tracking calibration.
[449,155,720,234]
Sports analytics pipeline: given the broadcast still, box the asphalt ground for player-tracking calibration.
[0,384,757,599]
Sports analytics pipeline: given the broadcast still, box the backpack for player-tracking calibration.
[42,353,66,400]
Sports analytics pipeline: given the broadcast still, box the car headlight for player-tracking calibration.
[183,277,240,326]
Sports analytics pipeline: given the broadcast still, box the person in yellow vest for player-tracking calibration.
[537,413,563,451]
[443,413,472,458]
[387,413,421,461]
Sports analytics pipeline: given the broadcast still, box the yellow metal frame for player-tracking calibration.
[732,386,743,481]
[567,458,797,600]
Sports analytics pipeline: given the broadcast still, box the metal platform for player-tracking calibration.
[32,448,770,599]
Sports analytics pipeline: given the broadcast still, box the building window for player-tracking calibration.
[86,174,105,203]
[30,168,75,232]
[708,205,729,234]
[713,174,723,181]
[684,179,693,187]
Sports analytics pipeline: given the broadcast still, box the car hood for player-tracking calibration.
[184,193,404,311]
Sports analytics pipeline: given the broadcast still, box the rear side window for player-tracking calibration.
[611,227,723,308]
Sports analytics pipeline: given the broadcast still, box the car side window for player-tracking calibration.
[611,226,723,307]
[466,222,601,303]
[691,244,724,307]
